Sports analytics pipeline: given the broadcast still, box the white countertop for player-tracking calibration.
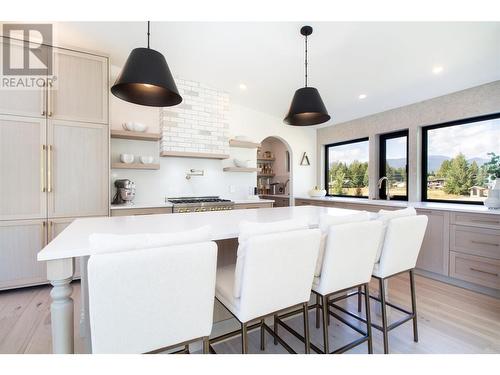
[38,206,356,261]
[295,196,500,215]
[110,198,274,210]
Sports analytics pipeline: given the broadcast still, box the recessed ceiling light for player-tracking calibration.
[432,66,444,74]
[239,83,247,91]
[358,94,367,100]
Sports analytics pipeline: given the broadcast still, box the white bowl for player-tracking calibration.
[308,188,327,197]
[132,122,147,132]
[122,122,134,131]
[140,155,154,164]
[120,154,134,164]
[235,135,254,142]
[234,159,250,168]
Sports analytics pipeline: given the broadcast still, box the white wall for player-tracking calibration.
[317,81,500,201]
[110,67,317,203]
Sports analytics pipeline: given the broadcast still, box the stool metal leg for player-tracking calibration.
[202,337,210,354]
[260,319,265,351]
[364,283,373,354]
[409,269,419,342]
[357,286,362,312]
[322,295,329,354]
[379,278,389,354]
[241,322,248,354]
[302,302,311,354]
[315,294,320,329]
[273,314,278,345]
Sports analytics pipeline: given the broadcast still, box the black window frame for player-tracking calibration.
[324,137,370,198]
[379,129,409,201]
[422,112,500,205]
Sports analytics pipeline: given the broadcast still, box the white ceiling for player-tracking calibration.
[54,22,500,126]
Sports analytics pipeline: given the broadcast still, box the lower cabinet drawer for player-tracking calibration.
[449,251,500,290]
[450,225,500,260]
[451,212,500,230]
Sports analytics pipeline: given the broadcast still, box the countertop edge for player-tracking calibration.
[294,196,500,215]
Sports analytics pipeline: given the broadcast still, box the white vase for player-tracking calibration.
[493,178,500,190]
[485,178,500,209]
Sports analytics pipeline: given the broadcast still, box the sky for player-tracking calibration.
[328,140,369,164]
[386,137,407,159]
[427,119,500,159]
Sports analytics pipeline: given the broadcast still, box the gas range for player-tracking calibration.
[168,196,234,213]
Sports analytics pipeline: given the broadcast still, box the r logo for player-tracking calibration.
[2,24,53,76]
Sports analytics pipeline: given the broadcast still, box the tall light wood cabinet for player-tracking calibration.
[0,220,48,290]
[0,38,109,290]
[0,115,47,220]
[47,120,108,218]
[0,37,47,118]
[51,49,108,124]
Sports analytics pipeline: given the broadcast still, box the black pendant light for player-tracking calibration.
[284,26,330,126]
[111,22,182,107]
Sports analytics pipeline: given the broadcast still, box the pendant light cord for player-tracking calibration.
[147,21,150,49]
[304,34,308,87]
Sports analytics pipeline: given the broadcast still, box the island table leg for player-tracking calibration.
[47,258,75,354]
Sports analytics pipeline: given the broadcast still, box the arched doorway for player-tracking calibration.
[256,136,293,203]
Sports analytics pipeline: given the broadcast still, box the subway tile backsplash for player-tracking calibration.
[161,78,230,155]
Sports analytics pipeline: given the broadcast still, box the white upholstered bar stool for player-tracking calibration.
[276,216,383,354]
[87,227,217,354]
[370,214,428,354]
[345,213,428,354]
[212,219,321,354]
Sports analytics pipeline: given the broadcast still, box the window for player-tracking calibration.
[379,130,408,200]
[325,138,369,197]
[422,113,500,204]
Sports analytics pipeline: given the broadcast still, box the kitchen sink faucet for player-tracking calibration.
[378,176,391,200]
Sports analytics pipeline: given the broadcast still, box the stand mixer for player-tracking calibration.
[112,179,136,205]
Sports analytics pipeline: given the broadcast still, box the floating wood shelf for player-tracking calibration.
[223,167,261,173]
[111,162,160,170]
[258,174,275,178]
[160,151,230,160]
[111,129,161,141]
[229,139,261,148]
[257,157,275,162]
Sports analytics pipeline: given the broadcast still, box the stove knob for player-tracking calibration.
[194,208,200,212]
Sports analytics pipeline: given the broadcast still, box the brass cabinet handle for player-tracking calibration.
[40,145,46,192]
[469,267,498,277]
[47,81,53,117]
[47,145,53,193]
[41,79,47,116]
[41,221,47,247]
[48,221,53,242]
[471,240,499,247]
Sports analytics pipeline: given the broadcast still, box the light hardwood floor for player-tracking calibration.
[0,274,499,354]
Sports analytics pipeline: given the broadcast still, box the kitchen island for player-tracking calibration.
[37,205,360,353]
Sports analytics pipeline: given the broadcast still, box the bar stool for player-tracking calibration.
[211,219,321,354]
[336,214,428,354]
[275,218,383,354]
[87,226,217,354]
